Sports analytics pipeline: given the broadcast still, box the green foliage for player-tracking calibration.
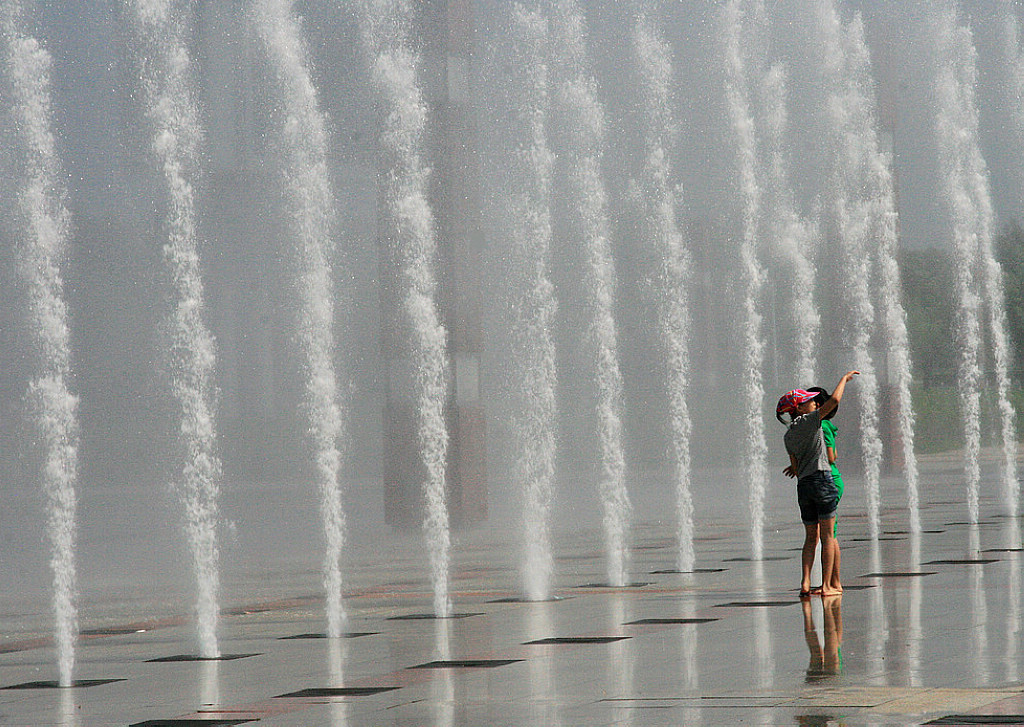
[910,385,963,453]
[898,230,1024,453]
[997,222,1024,373]
[899,247,956,386]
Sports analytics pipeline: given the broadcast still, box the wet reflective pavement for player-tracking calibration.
[4,466,1024,725]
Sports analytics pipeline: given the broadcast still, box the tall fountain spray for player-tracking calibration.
[358,0,452,617]
[933,6,1018,523]
[2,3,79,687]
[876,221,922,530]
[998,6,1024,516]
[817,1,920,533]
[128,0,222,657]
[721,0,769,560]
[836,12,921,534]
[976,115,1020,514]
[502,3,558,602]
[759,64,820,386]
[630,4,694,573]
[548,0,630,587]
[811,1,885,538]
[872,149,922,532]
[253,0,348,638]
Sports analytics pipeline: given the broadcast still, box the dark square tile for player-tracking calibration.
[146,654,259,663]
[80,627,144,636]
[408,659,522,669]
[925,717,1024,725]
[524,636,629,645]
[278,632,377,640]
[714,601,798,608]
[275,686,400,697]
[387,613,481,620]
[2,679,125,689]
[624,618,718,625]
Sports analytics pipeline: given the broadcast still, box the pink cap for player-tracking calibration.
[776,389,816,416]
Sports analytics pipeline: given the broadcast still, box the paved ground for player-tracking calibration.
[3,457,1024,725]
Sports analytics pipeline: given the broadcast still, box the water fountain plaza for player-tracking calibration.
[2,455,1024,725]
[2,0,1024,724]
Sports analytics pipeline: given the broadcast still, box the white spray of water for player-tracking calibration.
[825,6,920,533]
[358,0,452,617]
[873,171,922,532]
[876,234,922,530]
[128,0,222,657]
[631,6,694,573]
[973,16,1019,519]
[504,3,558,602]
[721,0,769,560]
[812,2,885,537]
[548,0,630,587]
[995,5,1024,516]
[840,17,922,533]
[934,6,1017,522]
[253,0,348,637]
[2,4,79,686]
[759,64,820,385]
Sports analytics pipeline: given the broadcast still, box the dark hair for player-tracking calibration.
[807,386,837,420]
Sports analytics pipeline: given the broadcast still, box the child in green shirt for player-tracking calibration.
[808,386,843,592]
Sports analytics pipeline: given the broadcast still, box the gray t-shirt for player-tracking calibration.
[784,410,830,479]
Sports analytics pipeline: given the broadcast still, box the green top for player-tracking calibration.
[821,418,837,449]
[821,419,844,498]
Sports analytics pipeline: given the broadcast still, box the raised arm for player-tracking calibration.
[818,371,859,420]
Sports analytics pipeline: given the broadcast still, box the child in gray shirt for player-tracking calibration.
[776,371,859,598]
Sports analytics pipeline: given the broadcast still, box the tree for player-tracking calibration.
[898,247,957,387]
[997,221,1024,379]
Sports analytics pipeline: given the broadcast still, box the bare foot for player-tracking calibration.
[820,586,843,597]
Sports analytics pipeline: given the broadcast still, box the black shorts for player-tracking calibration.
[797,471,839,524]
